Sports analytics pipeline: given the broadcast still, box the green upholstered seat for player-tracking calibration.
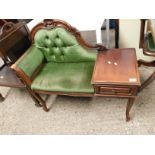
[31,62,95,93]
[147,33,155,52]
[16,27,97,94]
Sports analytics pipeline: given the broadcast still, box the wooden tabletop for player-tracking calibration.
[92,48,141,86]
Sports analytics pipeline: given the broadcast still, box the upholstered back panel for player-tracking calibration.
[34,27,97,62]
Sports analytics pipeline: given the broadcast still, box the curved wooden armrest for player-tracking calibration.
[11,64,32,87]
[73,30,107,51]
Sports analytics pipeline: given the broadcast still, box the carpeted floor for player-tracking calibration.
[0,66,155,135]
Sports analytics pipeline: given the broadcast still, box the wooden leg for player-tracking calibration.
[26,87,49,112]
[126,98,135,122]
[35,93,49,112]
[26,87,42,107]
[139,71,155,92]
[0,93,5,102]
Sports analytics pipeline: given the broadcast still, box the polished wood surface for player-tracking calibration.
[139,19,155,57]
[92,48,140,121]
[94,85,138,98]
[0,21,31,64]
[0,66,24,88]
[92,48,140,86]
[126,98,135,122]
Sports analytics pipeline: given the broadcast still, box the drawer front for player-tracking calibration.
[99,87,130,95]
[95,85,135,96]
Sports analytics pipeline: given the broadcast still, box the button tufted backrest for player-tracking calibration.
[34,27,97,63]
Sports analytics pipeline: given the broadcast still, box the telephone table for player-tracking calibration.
[92,48,141,121]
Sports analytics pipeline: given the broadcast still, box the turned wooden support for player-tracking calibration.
[26,86,49,112]
[126,98,135,122]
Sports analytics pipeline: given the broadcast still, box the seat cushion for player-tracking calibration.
[31,62,95,93]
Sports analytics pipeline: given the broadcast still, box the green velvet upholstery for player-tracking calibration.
[16,45,44,77]
[147,33,155,52]
[16,27,97,94]
[34,28,97,62]
[31,62,95,93]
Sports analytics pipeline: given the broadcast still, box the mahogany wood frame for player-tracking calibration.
[11,19,107,112]
[138,19,155,92]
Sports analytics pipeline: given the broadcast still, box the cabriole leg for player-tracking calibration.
[126,98,135,122]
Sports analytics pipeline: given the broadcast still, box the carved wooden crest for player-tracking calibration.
[30,19,107,51]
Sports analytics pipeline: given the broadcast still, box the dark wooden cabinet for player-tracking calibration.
[0,20,31,65]
[0,20,31,101]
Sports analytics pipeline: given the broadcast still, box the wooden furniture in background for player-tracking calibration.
[138,19,155,91]
[92,48,141,121]
[0,66,24,101]
[101,19,119,48]
[115,19,119,48]
[0,20,31,65]
[0,19,32,101]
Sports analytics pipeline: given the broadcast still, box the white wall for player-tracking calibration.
[119,19,154,61]
[27,19,103,43]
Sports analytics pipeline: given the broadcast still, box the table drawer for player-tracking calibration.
[96,86,132,95]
